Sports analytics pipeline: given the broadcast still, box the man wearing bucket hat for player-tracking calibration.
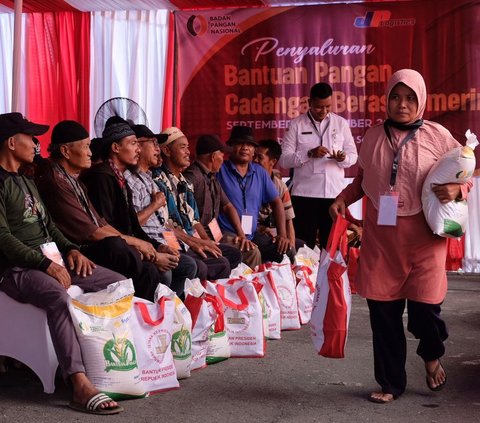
[184,134,261,268]
[0,113,124,415]
[151,127,242,280]
[80,118,182,298]
[35,119,191,298]
[217,125,295,263]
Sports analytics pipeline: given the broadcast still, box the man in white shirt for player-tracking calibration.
[278,82,358,249]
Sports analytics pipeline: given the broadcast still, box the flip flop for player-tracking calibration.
[69,392,124,415]
[368,392,396,404]
[426,359,447,392]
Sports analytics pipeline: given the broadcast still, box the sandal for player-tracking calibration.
[425,359,447,391]
[69,392,124,415]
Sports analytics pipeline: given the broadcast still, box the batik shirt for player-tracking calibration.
[151,165,200,236]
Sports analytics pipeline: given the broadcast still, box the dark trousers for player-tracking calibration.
[171,253,197,296]
[81,236,171,301]
[187,243,241,281]
[291,196,334,249]
[252,231,299,264]
[367,298,448,398]
[0,265,124,378]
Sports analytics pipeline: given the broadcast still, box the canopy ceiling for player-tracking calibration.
[0,0,405,13]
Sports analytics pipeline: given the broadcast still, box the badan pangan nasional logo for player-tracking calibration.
[187,14,240,36]
[187,15,208,36]
[354,10,416,28]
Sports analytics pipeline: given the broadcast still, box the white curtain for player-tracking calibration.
[0,13,26,115]
[90,9,169,136]
[464,176,480,273]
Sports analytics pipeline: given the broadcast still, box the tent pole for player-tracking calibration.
[12,0,23,112]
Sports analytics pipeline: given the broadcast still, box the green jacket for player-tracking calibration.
[0,167,78,275]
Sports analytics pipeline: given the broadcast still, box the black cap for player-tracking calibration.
[51,120,89,145]
[0,112,49,143]
[196,134,228,155]
[226,125,258,146]
[131,124,168,145]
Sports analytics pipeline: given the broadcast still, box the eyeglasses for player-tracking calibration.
[138,139,160,148]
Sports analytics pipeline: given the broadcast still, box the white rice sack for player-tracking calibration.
[69,279,146,400]
[132,297,178,394]
[155,284,193,379]
[421,130,477,238]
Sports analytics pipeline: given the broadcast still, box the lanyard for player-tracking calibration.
[307,110,330,146]
[234,173,252,211]
[13,175,51,241]
[384,123,419,188]
[55,164,99,227]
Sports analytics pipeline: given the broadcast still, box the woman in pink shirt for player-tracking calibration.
[330,69,471,403]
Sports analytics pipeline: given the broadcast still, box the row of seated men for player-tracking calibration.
[33,118,304,300]
[0,113,305,414]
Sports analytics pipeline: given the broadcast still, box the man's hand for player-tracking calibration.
[329,197,346,220]
[133,239,157,262]
[151,192,166,210]
[154,252,179,272]
[188,238,223,259]
[432,183,462,204]
[158,244,180,256]
[328,149,346,162]
[308,146,330,158]
[273,235,294,255]
[66,249,95,277]
[234,235,257,252]
[46,261,71,289]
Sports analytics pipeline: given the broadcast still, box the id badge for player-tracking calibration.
[377,191,399,226]
[208,217,223,242]
[40,242,65,267]
[162,230,181,251]
[241,213,254,235]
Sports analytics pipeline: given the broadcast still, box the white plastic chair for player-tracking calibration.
[0,285,83,394]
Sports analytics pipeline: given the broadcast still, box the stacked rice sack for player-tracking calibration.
[422,130,478,238]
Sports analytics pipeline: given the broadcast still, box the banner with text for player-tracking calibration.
[175,0,480,170]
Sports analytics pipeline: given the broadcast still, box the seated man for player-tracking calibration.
[254,139,305,251]
[122,124,198,286]
[217,126,294,264]
[0,113,123,415]
[184,134,261,268]
[35,120,194,299]
[80,118,189,298]
[152,127,242,280]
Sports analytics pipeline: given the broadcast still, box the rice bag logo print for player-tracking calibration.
[277,286,295,309]
[208,325,226,340]
[147,330,169,363]
[171,327,191,360]
[103,334,138,372]
[227,310,250,333]
[258,293,269,320]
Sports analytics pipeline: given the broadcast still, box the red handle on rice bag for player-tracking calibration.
[205,293,225,333]
[294,265,315,293]
[216,284,249,311]
[184,295,204,329]
[326,215,349,258]
[135,297,168,326]
[251,278,264,294]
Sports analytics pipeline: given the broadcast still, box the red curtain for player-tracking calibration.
[26,11,90,156]
[162,11,176,129]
